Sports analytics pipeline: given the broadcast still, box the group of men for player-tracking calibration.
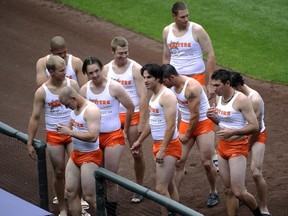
[27,1,271,216]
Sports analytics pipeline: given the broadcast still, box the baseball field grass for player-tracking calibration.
[58,0,288,85]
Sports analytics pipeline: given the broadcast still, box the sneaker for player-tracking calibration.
[81,198,89,209]
[53,197,58,204]
[212,154,219,172]
[82,208,91,216]
[207,192,219,208]
[131,193,144,204]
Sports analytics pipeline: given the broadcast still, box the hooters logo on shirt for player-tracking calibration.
[90,99,111,105]
[177,99,188,105]
[149,106,159,113]
[216,108,231,116]
[48,100,62,111]
[112,78,132,86]
[71,119,84,128]
[168,42,192,48]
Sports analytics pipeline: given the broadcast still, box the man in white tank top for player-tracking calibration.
[103,36,148,203]
[27,56,80,216]
[57,86,102,216]
[207,69,262,216]
[161,64,219,208]
[36,35,87,88]
[162,2,216,99]
[81,56,134,216]
[131,63,181,216]
[230,72,271,216]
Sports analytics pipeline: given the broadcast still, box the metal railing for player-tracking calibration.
[95,167,204,216]
[0,121,49,211]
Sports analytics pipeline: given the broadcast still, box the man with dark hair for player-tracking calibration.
[207,69,262,216]
[131,63,181,216]
[230,72,271,216]
[81,56,134,216]
[161,63,219,208]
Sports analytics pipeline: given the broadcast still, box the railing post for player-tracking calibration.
[95,168,106,216]
[34,139,49,211]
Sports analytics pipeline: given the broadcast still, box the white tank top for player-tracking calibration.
[86,80,121,133]
[248,90,265,132]
[216,92,248,129]
[45,54,77,81]
[171,78,209,123]
[107,60,139,113]
[70,103,100,152]
[167,22,205,75]
[149,88,178,140]
[43,78,71,131]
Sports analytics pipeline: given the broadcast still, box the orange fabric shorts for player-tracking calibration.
[99,128,125,149]
[153,138,182,159]
[218,138,249,160]
[186,73,205,85]
[71,148,102,167]
[46,131,72,146]
[251,130,267,144]
[119,112,140,127]
[178,118,214,138]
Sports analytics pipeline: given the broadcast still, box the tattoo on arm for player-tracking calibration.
[188,92,196,101]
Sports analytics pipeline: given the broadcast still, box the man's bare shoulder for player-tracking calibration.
[36,55,48,66]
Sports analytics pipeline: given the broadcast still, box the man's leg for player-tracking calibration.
[230,156,261,216]
[196,131,218,207]
[81,162,100,210]
[65,158,81,216]
[218,155,238,216]
[47,143,70,215]
[104,144,124,215]
[251,142,270,214]
[174,138,194,191]
[156,155,178,216]
[127,124,146,185]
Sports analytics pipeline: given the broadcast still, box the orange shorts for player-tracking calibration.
[153,138,182,159]
[251,130,267,144]
[218,138,249,159]
[186,73,205,86]
[99,128,125,149]
[71,148,102,167]
[178,118,214,138]
[119,112,140,127]
[46,131,72,146]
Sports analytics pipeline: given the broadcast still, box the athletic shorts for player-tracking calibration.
[218,138,249,159]
[178,118,214,139]
[251,130,267,144]
[153,138,182,160]
[119,112,140,127]
[46,130,72,146]
[71,148,102,167]
[186,73,205,86]
[99,128,125,149]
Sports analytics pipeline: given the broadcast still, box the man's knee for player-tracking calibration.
[223,186,233,196]
[54,168,65,179]
[202,159,213,171]
[251,168,263,182]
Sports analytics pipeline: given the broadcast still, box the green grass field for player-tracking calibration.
[58,0,288,85]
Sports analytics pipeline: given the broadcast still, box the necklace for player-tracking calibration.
[222,90,235,103]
